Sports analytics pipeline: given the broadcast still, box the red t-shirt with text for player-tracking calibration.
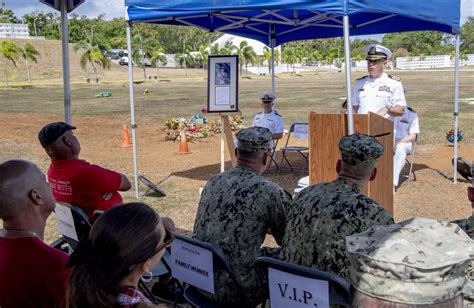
[48,159,123,219]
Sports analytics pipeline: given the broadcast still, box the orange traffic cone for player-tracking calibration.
[177,130,191,154]
[121,125,132,148]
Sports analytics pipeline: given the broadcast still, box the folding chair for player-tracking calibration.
[171,234,259,307]
[404,134,418,182]
[54,202,92,251]
[267,139,280,170]
[255,257,350,307]
[279,123,309,174]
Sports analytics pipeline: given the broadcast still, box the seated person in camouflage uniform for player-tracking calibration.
[280,133,394,280]
[193,126,292,305]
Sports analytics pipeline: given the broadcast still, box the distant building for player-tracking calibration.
[0,23,30,39]
[396,54,474,69]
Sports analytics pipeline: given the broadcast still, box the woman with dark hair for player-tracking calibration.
[66,202,175,307]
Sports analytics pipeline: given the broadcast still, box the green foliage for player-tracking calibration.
[1,40,19,85]
[18,43,41,83]
[74,34,110,80]
[382,31,452,58]
[461,17,474,53]
[0,8,21,23]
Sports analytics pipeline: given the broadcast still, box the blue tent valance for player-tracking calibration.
[124,0,460,46]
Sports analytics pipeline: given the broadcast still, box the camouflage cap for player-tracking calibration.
[338,133,384,166]
[347,217,474,305]
[236,126,272,153]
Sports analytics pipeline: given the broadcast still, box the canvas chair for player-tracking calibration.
[404,134,418,182]
[172,234,259,308]
[255,257,351,307]
[279,122,309,174]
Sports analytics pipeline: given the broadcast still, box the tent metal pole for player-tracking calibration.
[271,45,275,95]
[220,117,225,173]
[60,1,72,125]
[126,22,140,198]
[343,15,354,134]
[453,34,460,183]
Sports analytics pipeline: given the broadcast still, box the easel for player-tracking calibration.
[208,112,240,172]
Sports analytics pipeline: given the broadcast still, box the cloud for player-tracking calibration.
[4,0,124,19]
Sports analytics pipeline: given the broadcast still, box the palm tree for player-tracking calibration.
[19,43,40,83]
[234,41,257,76]
[195,44,210,78]
[263,46,281,74]
[74,35,110,82]
[175,45,194,77]
[0,40,19,86]
[149,46,166,80]
[132,35,156,79]
[219,41,236,55]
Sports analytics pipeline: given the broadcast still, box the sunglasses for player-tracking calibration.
[155,226,175,254]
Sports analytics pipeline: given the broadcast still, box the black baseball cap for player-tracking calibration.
[38,122,76,148]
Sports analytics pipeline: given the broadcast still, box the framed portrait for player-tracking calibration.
[207,55,238,113]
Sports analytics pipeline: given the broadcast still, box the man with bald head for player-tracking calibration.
[39,122,131,220]
[0,159,70,307]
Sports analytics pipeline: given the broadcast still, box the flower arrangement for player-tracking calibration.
[446,128,464,143]
[164,115,244,142]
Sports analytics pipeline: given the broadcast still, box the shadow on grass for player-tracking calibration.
[171,155,306,193]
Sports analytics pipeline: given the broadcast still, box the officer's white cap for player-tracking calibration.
[365,44,392,60]
[259,93,276,102]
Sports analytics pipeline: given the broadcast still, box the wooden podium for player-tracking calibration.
[308,112,394,213]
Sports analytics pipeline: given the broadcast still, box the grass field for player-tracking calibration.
[1,66,473,243]
[1,68,473,144]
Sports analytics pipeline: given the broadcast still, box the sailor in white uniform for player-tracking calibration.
[393,106,419,188]
[352,44,406,121]
[252,93,284,142]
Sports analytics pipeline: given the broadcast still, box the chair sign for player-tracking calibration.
[55,202,78,241]
[268,267,329,308]
[170,238,215,294]
[293,123,308,139]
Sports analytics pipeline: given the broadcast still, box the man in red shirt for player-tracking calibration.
[0,160,70,308]
[38,122,131,220]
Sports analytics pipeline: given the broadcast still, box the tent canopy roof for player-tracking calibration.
[125,0,460,46]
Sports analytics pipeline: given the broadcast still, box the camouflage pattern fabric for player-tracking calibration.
[193,166,291,304]
[453,216,474,300]
[339,133,384,166]
[347,217,474,305]
[235,126,273,153]
[279,178,393,280]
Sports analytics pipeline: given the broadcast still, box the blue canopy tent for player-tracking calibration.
[123,0,462,196]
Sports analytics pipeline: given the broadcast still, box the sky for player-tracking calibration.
[3,0,473,36]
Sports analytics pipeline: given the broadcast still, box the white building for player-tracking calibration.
[0,23,30,39]
[396,54,474,69]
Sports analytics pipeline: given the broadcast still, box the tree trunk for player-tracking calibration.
[184,60,187,78]
[26,59,31,83]
[142,66,147,79]
[92,62,98,81]
[4,57,8,87]
[156,61,160,81]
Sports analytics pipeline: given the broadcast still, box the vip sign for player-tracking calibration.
[268,268,329,308]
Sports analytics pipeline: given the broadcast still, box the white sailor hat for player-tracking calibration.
[365,44,392,60]
[259,92,276,102]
